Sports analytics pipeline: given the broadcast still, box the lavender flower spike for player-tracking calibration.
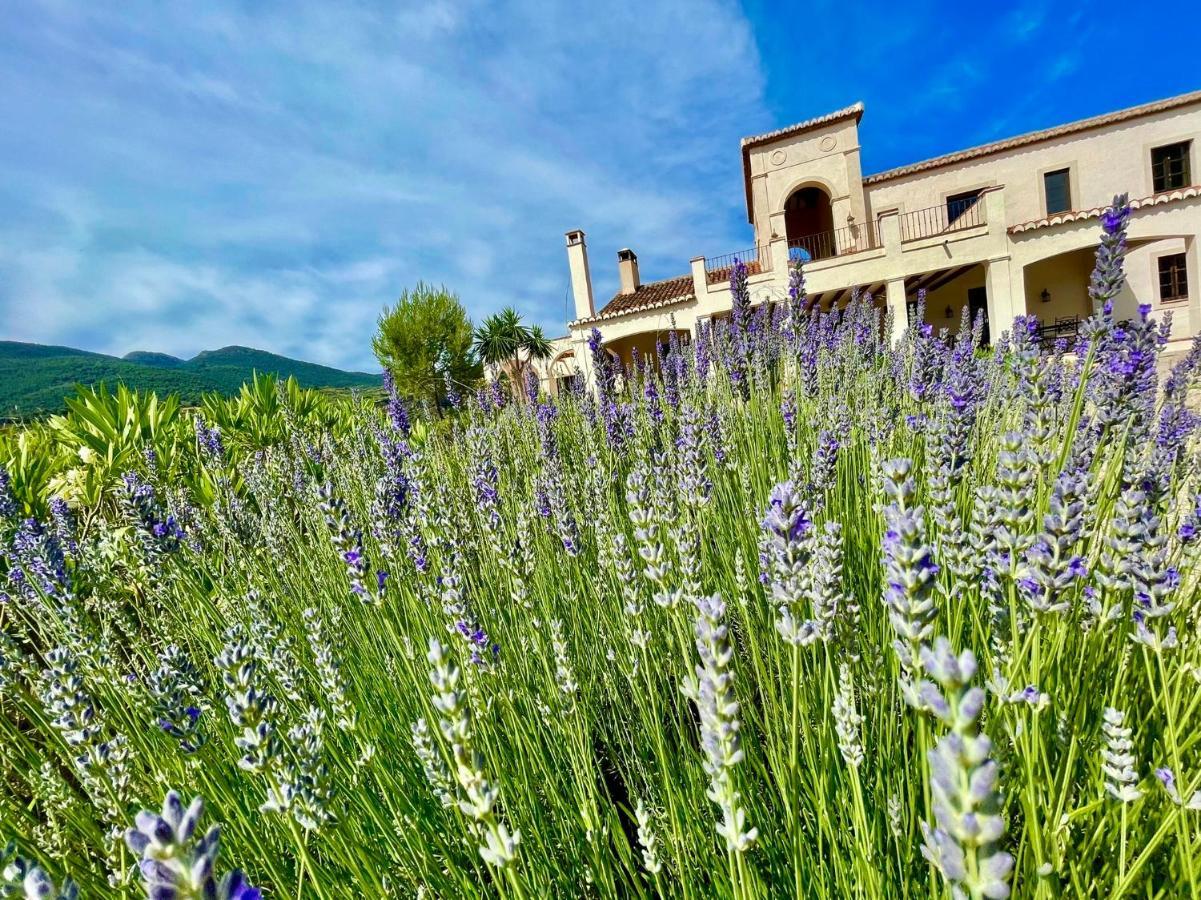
[918,637,1013,900]
[881,459,939,705]
[125,790,261,899]
[0,843,78,899]
[681,595,758,853]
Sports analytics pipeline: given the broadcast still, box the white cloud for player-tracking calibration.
[0,0,771,370]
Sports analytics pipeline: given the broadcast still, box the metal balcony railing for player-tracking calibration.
[900,197,987,242]
[705,245,769,285]
[787,220,879,262]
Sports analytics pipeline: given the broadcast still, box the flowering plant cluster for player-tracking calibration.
[0,196,1199,897]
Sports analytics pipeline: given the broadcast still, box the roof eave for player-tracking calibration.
[741,102,865,223]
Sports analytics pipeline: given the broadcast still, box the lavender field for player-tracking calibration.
[2,196,1200,898]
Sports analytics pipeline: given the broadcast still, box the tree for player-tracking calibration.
[372,283,481,411]
[472,307,552,395]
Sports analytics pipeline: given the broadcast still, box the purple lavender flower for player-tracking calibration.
[380,370,412,436]
[1089,194,1131,308]
[0,466,19,522]
[126,791,261,900]
[319,483,381,605]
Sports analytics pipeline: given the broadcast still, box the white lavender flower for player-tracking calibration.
[675,401,711,510]
[214,628,279,774]
[549,619,578,705]
[427,639,520,869]
[680,595,757,853]
[284,707,333,832]
[832,663,863,768]
[39,647,101,749]
[918,637,1013,900]
[303,607,356,731]
[627,460,682,608]
[881,459,938,704]
[1101,707,1141,803]
[245,592,303,703]
[411,718,454,809]
[634,799,663,876]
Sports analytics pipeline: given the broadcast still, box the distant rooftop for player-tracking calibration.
[577,273,695,325]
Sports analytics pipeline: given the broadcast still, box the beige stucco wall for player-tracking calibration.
[864,104,1201,227]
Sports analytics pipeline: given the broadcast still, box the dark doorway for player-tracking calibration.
[784,186,835,259]
[968,286,990,345]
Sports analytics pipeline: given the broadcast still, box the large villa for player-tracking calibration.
[534,89,1201,394]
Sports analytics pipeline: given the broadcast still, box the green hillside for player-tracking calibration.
[0,341,381,418]
[123,350,185,367]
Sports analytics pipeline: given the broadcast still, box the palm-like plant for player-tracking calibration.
[472,307,552,397]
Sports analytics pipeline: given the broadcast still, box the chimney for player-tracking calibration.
[565,230,595,321]
[617,248,640,295]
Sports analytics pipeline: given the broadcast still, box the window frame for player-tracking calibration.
[1041,166,1073,215]
[1150,140,1193,193]
[1157,252,1189,303]
[944,189,983,225]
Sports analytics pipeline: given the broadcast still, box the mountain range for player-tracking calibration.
[0,341,381,417]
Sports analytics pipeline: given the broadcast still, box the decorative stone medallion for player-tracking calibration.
[769,149,787,166]
[819,135,837,152]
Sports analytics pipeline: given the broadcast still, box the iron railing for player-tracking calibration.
[900,197,987,242]
[787,221,879,262]
[1036,315,1081,348]
[705,245,769,284]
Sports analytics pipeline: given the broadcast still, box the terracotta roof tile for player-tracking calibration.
[1008,185,1201,234]
[574,273,695,325]
[865,90,1201,185]
[740,102,865,151]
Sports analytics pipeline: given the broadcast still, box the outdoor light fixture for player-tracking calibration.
[945,305,953,319]
[1040,288,1051,303]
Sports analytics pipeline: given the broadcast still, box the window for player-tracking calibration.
[1159,253,1188,302]
[945,190,981,225]
[1152,141,1191,192]
[1043,168,1072,214]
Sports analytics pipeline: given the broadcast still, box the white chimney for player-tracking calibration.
[617,248,640,295]
[565,230,595,321]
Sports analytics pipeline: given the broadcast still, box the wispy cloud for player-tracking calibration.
[0,0,769,369]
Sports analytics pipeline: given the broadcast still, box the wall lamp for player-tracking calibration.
[1040,288,1051,303]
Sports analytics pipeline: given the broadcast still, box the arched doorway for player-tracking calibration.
[549,350,578,397]
[785,186,836,261]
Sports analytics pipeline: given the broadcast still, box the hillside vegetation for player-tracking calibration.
[0,341,381,417]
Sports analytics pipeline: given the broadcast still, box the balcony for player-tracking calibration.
[899,196,987,242]
[705,244,769,285]
[787,220,880,262]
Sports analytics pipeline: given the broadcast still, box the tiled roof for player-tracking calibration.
[741,102,864,223]
[740,102,865,151]
[1008,185,1201,234]
[865,90,1201,185]
[574,273,695,325]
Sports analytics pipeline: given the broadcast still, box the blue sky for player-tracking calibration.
[0,1,1195,371]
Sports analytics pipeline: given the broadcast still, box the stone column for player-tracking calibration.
[984,256,1021,339]
[886,277,908,344]
[1187,234,1201,341]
